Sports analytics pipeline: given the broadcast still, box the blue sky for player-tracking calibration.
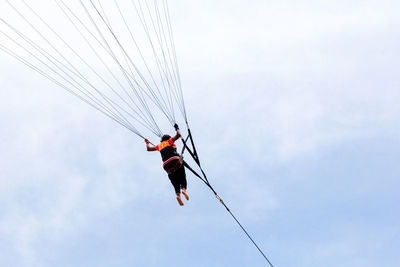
[1,0,400,266]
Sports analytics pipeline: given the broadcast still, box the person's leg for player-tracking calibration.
[169,173,184,206]
[178,167,189,200]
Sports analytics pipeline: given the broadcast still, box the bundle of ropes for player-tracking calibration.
[0,1,273,266]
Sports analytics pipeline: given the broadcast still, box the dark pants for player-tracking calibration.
[168,165,187,194]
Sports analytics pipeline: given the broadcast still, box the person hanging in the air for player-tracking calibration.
[145,123,189,206]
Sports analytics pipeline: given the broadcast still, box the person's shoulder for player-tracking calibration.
[168,138,174,144]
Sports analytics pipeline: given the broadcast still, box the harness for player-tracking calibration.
[163,155,183,174]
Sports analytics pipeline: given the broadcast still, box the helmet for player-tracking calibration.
[161,134,171,142]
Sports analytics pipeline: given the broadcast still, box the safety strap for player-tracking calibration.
[180,132,212,185]
[181,134,200,166]
[180,135,190,155]
[187,128,199,163]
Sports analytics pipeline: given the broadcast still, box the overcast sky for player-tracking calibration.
[1,0,400,266]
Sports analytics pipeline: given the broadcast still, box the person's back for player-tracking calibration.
[156,135,182,173]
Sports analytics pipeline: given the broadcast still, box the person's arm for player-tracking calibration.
[145,139,157,151]
[171,123,181,142]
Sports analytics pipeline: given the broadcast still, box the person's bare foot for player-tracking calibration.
[176,196,184,206]
[182,191,189,201]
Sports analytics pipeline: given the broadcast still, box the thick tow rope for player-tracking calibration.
[181,129,274,267]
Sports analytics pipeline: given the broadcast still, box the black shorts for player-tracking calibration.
[168,164,187,194]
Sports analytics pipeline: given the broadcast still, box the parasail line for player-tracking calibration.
[80,0,164,136]
[163,0,187,121]
[0,20,163,136]
[3,3,144,131]
[52,0,162,134]
[55,0,165,134]
[143,0,177,118]
[18,0,160,133]
[84,0,169,133]
[131,0,177,120]
[0,43,145,138]
[0,22,137,131]
[153,0,184,117]
[113,0,175,122]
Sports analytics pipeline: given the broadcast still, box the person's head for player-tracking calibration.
[161,134,171,142]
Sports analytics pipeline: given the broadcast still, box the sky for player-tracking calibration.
[1,0,400,266]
